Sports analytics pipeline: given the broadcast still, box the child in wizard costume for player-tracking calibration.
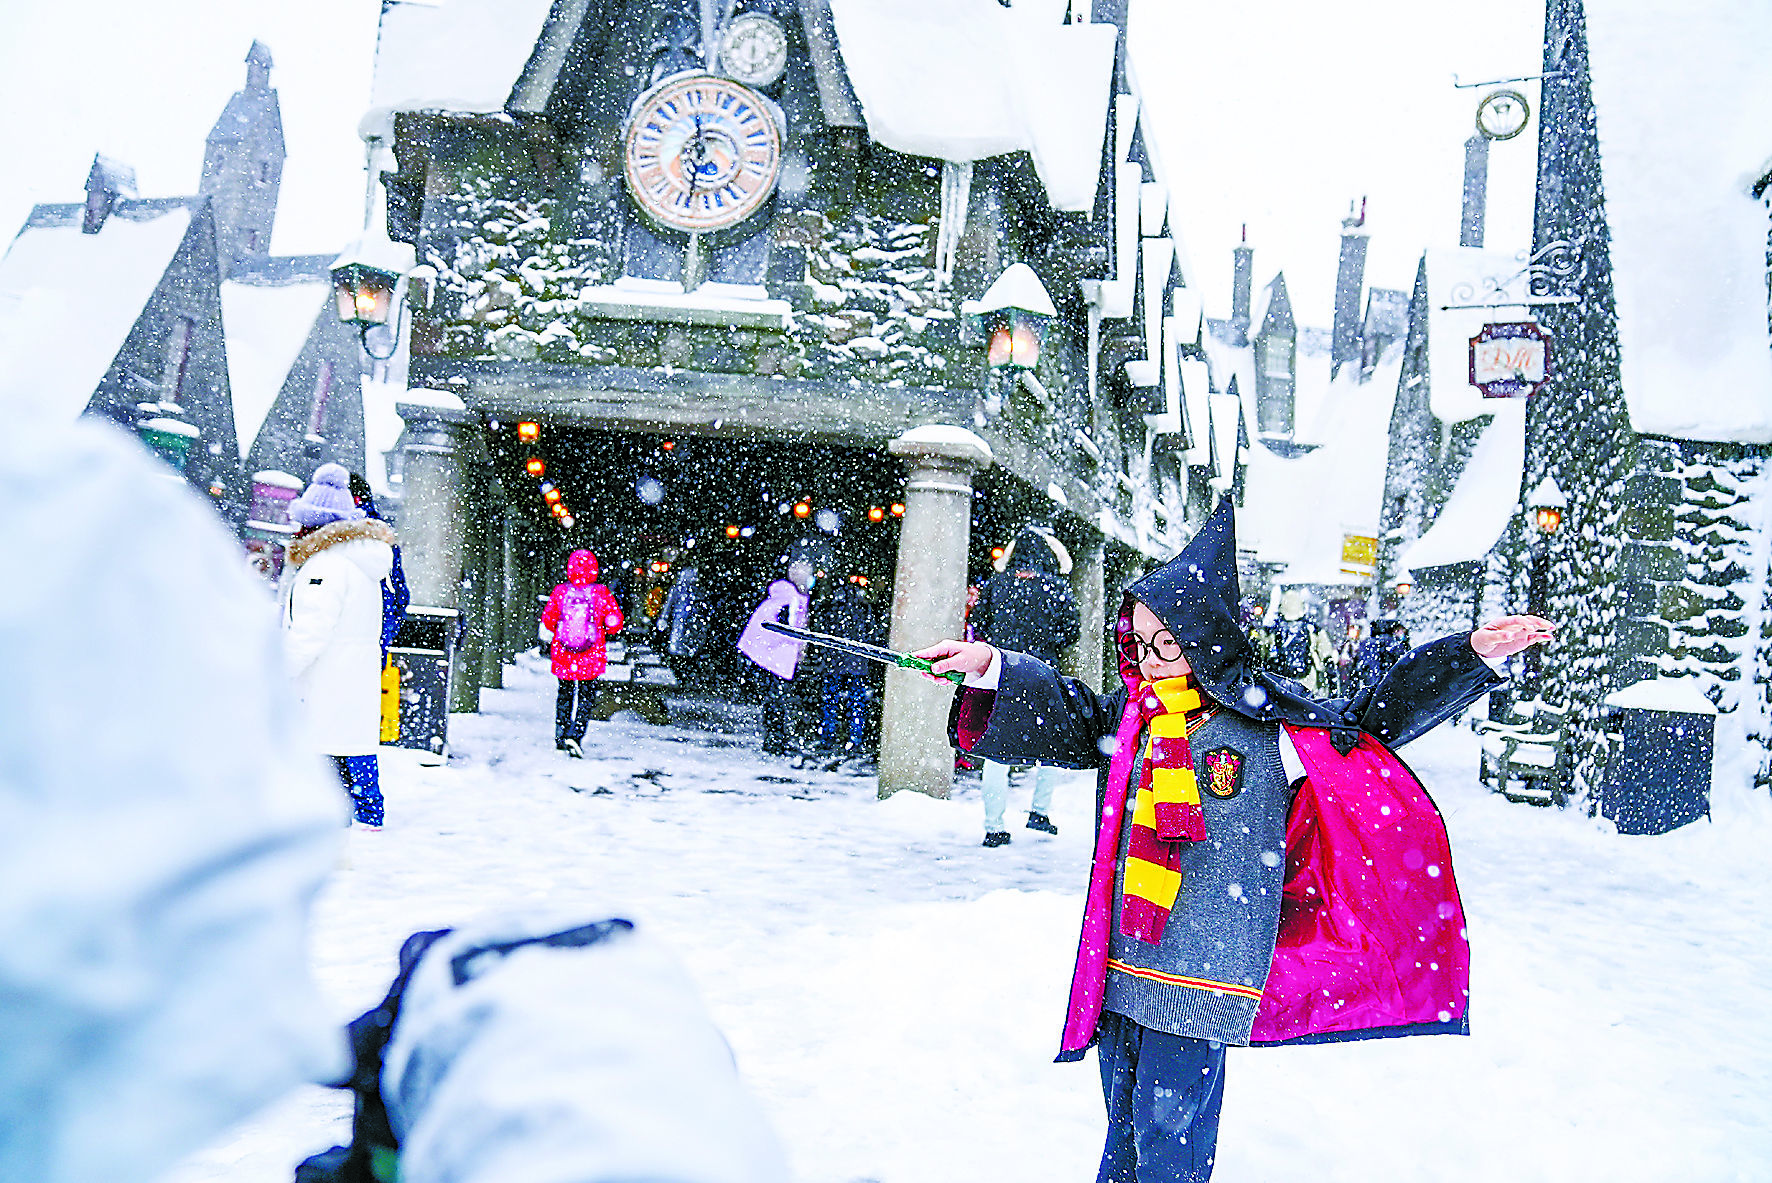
[915,499,1552,1182]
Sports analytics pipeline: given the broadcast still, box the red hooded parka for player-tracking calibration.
[540,550,624,680]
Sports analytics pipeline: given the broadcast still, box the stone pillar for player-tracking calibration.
[396,393,477,713]
[878,426,994,799]
[1063,530,1107,694]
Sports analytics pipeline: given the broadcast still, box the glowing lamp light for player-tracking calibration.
[550,502,567,518]
[1527,476,1568,537]
[1392,572,1415,597]
[793,501,812,519]
[990,546,1005,562]
[660,439,675,451]
[517,421,540,442]
[544,487,562,504]
[331,261,397,329]
[559,515,575,528]
[867,506,885,523]
[890,502,905,517]
[725,524,741,539]
[525,457,545,476]
[963,263,1056,372]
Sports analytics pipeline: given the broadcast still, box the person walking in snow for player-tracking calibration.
[281,463,399,829]
[349,471,410,659]
[736,555,814,757]
[807,571,881,766]
[969,525,1081,846]
[1349,615,1412,693]
[914,499,1552,1182]
[1261,588,1340,697]
[540,549,624,758]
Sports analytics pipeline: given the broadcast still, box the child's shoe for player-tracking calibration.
[982,831,1012,848]
[1026,812,1059,835]
[564,738,584,759]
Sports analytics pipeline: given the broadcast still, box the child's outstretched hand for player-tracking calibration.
[913,639,995,683]
[1471,614,1555,658]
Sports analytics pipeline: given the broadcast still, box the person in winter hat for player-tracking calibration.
[736,555,814,757]
[282,463,399,828]
[1261,588,1340,696]
[540,550,624,758]
[970,525,1081,845]
[915,499,1552,1181]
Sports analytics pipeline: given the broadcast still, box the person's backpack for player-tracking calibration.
[1271,620,1315,679]
[556,586,600,651]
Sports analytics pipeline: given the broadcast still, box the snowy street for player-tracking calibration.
[168,655,1772,1183]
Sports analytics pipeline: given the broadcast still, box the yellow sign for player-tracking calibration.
[1340,533,1377,577]
[381,659,402,744]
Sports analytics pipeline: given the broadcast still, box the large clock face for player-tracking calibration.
[624,73,783,234]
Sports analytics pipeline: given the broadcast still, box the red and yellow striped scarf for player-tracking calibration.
[1119,676,1214,944]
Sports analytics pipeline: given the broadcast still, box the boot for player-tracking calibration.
[982,831,1012,848]
[1026,812,1059,835]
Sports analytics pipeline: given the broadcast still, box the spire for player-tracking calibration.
[246,40,273,91]
[1230,225,1253,347]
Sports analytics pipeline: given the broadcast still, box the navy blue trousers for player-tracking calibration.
[1095,1012,1226,1183]
[555,679,596,743]
[332,755,384,827]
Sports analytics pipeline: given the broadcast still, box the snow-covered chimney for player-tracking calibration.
[1460,134,1489,248]
[1330,198,1367,376]
[1230,227,1253,346]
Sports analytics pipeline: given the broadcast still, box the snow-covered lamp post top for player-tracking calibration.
[963,262,1056,371]
[1527,475,1567,535]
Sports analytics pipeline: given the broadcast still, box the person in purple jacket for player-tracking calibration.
[737,556,814,757]
[915,499,1552,1182]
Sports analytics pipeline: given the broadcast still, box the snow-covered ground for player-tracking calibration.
[166,654,1772,1183]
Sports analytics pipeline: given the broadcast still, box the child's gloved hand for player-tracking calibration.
[912,639,995,683]
[1470,614,1555,658]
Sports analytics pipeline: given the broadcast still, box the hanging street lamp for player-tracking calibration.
[1528,475,1567,535]
[330,227,413,362]
[965,262,1056,372]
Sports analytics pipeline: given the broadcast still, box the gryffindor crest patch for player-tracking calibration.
[1202,747,1245,800]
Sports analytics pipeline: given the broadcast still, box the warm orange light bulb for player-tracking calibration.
[794,501,811,518]
[517,421,540,441]
[525,457,545,476]
[725,524,740,538]
[867,506,885,523]
[890,502,905,517]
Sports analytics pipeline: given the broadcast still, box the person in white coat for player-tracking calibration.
[281,463,398,828]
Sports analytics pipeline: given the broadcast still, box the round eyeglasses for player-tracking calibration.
[1118,629,1185,665]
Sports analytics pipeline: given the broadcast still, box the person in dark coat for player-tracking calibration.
[807,574,881,764]
[914,499,1553,1182]
[349,473,410,660]
[1349,615,1412,692]
[969,525,1081,844]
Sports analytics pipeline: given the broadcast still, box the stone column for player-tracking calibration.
[397,393,477,713]
[1063,530,1107,694]
[878,426,993,799]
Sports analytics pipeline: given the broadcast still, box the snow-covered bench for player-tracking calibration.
[595,639,677,725]
[1476,700,1568,806]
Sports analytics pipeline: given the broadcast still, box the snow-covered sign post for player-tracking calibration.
[1469,320,1552,398]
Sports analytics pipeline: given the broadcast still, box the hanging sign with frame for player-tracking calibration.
[1470,320,1553,398]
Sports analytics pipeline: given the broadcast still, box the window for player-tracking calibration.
[161,317,194,404]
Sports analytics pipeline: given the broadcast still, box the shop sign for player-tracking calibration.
[1470,321,1553,398]
[1340,533,1377,578]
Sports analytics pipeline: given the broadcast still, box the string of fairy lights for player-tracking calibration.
[511,420,908,540]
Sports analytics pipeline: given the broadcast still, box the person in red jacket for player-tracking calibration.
[540,549,624,758]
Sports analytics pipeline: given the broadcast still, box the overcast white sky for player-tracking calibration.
[0,0,1544,323]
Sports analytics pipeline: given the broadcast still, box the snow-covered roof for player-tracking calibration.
[1585,2,1772,443]
[220,278,327,458]
[1423,246,1530,424]
[827,0,1117,212]
[365,0,557,133]
[1237,345,1405,584]
[1603,677,1719,716]
[0,204,191,422]
[1397,400,1526,571]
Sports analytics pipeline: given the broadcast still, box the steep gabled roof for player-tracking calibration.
[0,201,194,422]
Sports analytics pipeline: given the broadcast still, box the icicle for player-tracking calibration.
[933,161,972,290]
